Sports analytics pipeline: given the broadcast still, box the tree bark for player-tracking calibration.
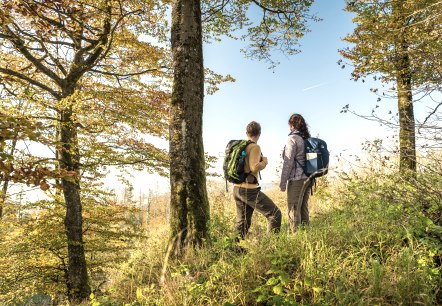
[169,0,210,253]
[0,133,18,219]
[58,97,90,302]
[395,1,416,174]
[0,177,7,219]
[396,61,416,173]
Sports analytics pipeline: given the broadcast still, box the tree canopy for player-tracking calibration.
[0,0,171,187]
[0,0,171,302]
[340,0,442,172]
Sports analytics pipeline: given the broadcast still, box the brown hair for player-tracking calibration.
[246,121,261,137]
[288,114,310,139]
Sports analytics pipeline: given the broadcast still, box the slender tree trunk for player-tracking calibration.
[0,190,3,218]
[58,95,90,302]
[395,1,416,174]
[0,178,7,219]
[0,134,18,218]
[0,164,11,219]
[396,63,416,173]
[0,140,3,218]
[1,101,24,219]
[169,0,210,253]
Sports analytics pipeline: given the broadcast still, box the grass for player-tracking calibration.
[94,173,442,306]
[1,169,440,305]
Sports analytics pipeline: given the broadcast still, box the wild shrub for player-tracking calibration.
[0,190,144,305]
[100,174,441,305]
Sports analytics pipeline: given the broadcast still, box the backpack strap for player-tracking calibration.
[294,158,308,177]
[244,140,260,184]
[311,177,316,195]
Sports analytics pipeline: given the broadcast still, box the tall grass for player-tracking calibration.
[93,172,441,305]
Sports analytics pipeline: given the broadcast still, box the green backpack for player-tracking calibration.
[223,140,253,185]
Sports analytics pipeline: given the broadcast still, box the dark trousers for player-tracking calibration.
[233,186,281,239]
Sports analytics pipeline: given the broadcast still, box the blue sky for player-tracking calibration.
[202,0,390,185]
[122,0,439,194]
[13,0,436,201]
[119,0,438,194]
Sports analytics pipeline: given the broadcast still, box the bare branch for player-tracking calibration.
[421,101,442,127]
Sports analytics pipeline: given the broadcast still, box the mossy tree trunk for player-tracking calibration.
[58,89,90,303]
[396,57,416,173]
[395,1,416,174]
[169,0,210,253]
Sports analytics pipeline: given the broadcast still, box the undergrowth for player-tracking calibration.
[92,170,442,305]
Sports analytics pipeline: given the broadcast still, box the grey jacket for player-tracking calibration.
[279,131,306,191]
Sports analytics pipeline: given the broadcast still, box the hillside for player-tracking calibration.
[89,171,442,305]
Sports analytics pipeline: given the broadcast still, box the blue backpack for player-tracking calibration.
[297,137,329,177]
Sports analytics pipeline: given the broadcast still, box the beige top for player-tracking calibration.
[234,142,267,189]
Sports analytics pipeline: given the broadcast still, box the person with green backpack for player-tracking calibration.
[227,121,281,241]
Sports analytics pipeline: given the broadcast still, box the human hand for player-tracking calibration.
[261,156,268,164]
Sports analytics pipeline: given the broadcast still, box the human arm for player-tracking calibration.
[248,144,267,173]
[279,136,297,191]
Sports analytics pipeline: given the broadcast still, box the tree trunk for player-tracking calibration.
[396,64,416,173]
[58,102,90,303]
[395,1,416,174]
[0,165,10,219]
[0,134,18,219]
[0,179,6,218]
[169,0,210,253]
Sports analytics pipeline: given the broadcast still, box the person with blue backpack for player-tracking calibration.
[280,114,318,232]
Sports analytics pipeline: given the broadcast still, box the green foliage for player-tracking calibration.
[339,0,442,173]
[341,0,442,88]
[201,0,319,67]
[1,168,441,305]
[0,0,171,191]
[0,189,145,305]
[91,172,442,305]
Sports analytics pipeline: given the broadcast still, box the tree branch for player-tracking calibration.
[0,67,61,99]
[421,101,442,127]
[252,0,288,14]
[89,66,169,77]
[4,25,64,87]
[67,1,112,84]
[202,0,231,22]
[37,37,68,76]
